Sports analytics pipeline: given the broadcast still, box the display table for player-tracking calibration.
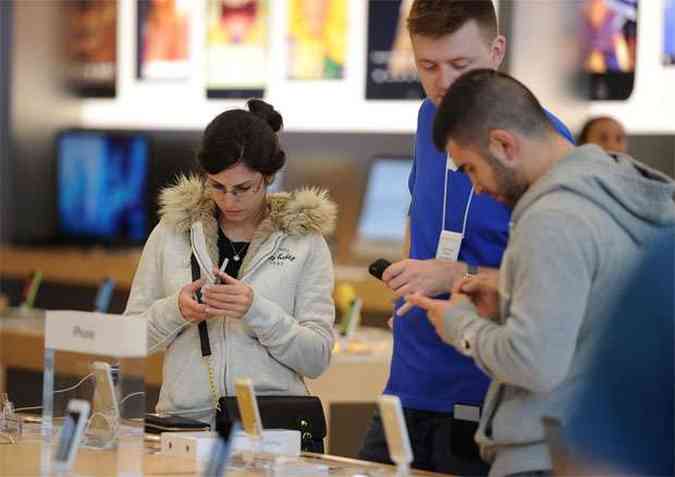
[0,312,393,456]
[0,429,446,476]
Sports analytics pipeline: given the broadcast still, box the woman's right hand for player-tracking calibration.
[178,278,208,322]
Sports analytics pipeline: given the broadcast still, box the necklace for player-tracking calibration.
[219,217,256,262]
[226,236,249,262]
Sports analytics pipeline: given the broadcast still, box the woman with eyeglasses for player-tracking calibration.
[124,99,337,424]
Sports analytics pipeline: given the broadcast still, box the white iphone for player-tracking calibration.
[378,395,413,470]
[53,399,90,473]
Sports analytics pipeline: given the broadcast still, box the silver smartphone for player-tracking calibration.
[378,395,413,468]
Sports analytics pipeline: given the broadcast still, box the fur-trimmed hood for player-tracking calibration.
[159,174,337,235]
[157,175,337,273]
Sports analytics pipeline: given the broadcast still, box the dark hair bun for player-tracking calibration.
[247,99,283,133]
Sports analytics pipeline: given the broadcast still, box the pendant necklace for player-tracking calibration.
[227,236,249,262]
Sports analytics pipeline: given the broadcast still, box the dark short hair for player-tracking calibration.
[407,0,498,44]
[198,99,286,176]
[433,69,552,152]
[577,116,615,145]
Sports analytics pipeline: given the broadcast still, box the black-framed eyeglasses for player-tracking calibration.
[207,175,265,201]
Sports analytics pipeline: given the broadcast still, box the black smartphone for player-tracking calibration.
[369,258,392,281]
[579,0,638,100]
[144,413,211,434]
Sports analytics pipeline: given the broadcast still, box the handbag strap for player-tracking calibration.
[190,252,222,412]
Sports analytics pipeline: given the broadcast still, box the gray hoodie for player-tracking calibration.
[440,145,675,477]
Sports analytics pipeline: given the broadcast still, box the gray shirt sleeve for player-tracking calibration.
[442,210,598,392]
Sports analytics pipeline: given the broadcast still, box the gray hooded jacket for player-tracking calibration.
[124,176,337,423]
[441,145,675,476]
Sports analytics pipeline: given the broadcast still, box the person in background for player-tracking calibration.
[407,68,675,477]
[577,115,627,154]
[557,231,674,477]
[358,1,574,475]
[124,99,336,425]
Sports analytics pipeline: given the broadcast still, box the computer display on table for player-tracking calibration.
[353,156,412,260]
[57,130,149,245]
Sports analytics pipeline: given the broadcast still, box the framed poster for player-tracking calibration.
[366,0,423,100]
[137,0,191,80]
[205,0,268,98]
[64,0,117,97]
[287,0,347,80]
[579,0,638,100]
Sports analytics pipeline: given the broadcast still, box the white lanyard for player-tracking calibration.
[441,164,475,235]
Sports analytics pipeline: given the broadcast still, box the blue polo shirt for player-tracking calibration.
[383,99,574,413]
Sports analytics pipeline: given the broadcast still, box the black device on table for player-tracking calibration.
[144,413,210,434]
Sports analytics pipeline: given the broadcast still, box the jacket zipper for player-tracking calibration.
[222,234,284,396]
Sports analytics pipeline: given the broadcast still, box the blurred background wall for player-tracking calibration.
[0,2,11,244]
[7,1,80,242]
[2,0,673,250]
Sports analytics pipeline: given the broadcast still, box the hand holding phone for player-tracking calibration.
[201,269,253,321]
[178,278,208,322]
[369,258,391,281]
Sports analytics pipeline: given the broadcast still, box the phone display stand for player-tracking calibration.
[379,395,413,476]
[41,310,146,476]
[234,378,264,469]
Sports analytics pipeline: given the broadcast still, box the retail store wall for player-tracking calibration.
[508,0,675,135]
[78,0,421,133]
[10,1,80,242]
[0,1,11,243]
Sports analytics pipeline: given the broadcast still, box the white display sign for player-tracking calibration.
[45,311,146,358]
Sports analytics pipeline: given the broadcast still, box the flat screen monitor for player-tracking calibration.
[57,131,149,245]
[354,156,412,259]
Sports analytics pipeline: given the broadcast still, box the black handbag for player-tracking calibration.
[215,395,327,453]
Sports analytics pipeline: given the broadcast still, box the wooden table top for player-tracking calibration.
[0,440,447,476]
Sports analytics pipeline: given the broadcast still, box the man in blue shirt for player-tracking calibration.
[358,1,574,475]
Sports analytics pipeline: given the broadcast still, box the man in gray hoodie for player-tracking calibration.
[404,69,675,477]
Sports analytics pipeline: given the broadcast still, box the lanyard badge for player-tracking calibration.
[436,230,463,261]
[438,157,474,261]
